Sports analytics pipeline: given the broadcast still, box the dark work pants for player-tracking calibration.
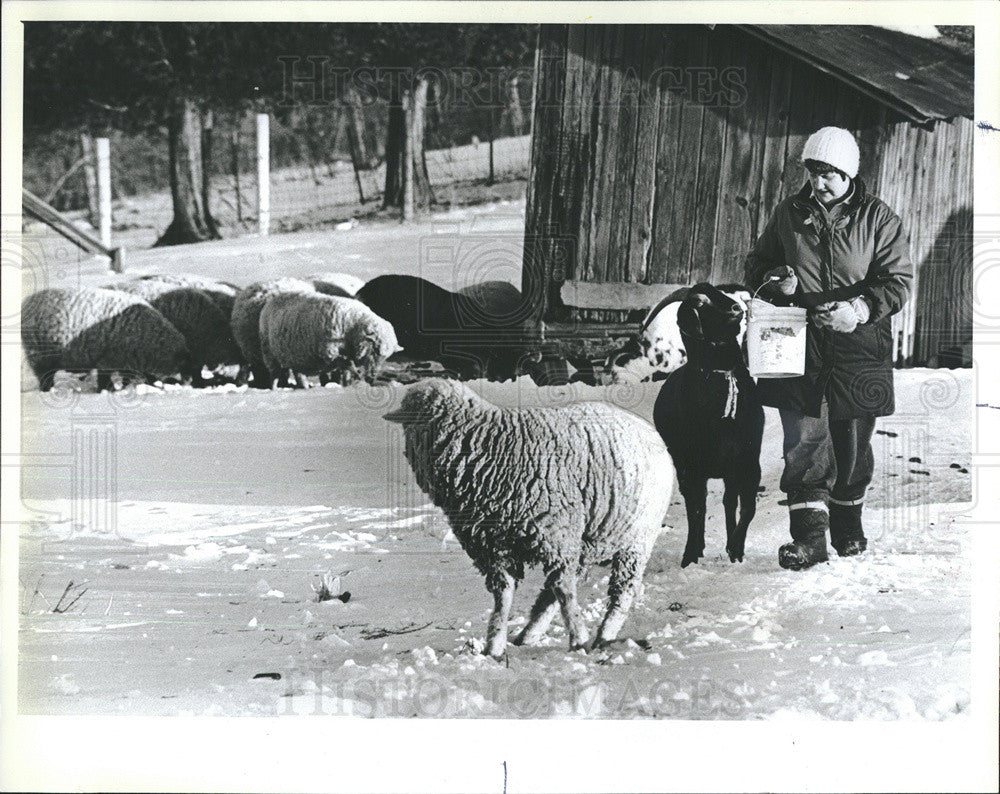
[778,401,876,507]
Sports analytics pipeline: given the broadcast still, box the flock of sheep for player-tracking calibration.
[21,270,756,657]
[20,267,711,394]
[21,272,407,391]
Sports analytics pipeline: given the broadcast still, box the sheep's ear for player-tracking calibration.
[676,301,703,340]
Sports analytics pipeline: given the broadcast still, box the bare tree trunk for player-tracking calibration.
[382,82,406,210]
[499,74,525,135]
[201,109,219,229]
[383,77,432,214]
[231,122,243,223]
[345,88,371,168]
[156,95,221,246]
[411,76,434,205]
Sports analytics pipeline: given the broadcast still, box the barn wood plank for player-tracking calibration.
[557,24,588,282]
[756,47,792,237]
[526,25,567,322]
[712,28,770,284]
[626,25,662,284]
[606,25,645,285]
[671,28,708,284]
[688,27,729,284]
[647,26,685,285]
[778,64,815,208]
[560,280,688,311]
[589,25,626,284]
[574,25,603,288]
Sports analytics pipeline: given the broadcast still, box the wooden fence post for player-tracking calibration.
[344,102,367,204]
[96,137,112,248]
[231,123,243,223]
[256,113,270,236]
[80,134,98,226]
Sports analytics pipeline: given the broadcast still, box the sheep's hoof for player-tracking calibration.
[681,553,701,568]
[485,647,508,663]
[727,549,745,563]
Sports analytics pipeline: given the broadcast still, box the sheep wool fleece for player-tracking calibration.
[21,287,189,388]
[259,291,400,376]
[138,273,239,318]
[387,379,674,654]
[116,280,240,370]
[231,278,317,368]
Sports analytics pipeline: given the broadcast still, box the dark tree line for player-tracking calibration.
[24,22,537,244]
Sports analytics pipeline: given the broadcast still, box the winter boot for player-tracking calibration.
[830,501,867,556]
[778,504,830,570]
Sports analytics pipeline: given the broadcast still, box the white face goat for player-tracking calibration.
[640,287,750,373]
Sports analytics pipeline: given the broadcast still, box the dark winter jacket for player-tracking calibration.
[745,181,912,419]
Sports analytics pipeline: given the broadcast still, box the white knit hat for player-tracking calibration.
[801,126,860,179]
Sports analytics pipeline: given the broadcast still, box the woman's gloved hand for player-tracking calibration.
[811,299,868,333]
[762,265,798,296]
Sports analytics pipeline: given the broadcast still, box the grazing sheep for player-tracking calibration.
[384,379,674,657]
[356,275,524,381]
[114,280,240,385]
[258,291,402,388]
[136,273,239,318]
[653,283,764,568]
[230,277,316,387]
[21,287,189,391]
[307,272,365,298]
[456,280,525,320]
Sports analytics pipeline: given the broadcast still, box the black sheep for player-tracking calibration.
[355,275,524,381]
[653,283,764,567]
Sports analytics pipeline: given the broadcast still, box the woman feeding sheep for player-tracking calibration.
[745,126,912,570]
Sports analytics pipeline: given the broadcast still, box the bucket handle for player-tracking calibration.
[749,272,785,319]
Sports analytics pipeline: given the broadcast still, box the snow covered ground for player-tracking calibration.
[13,199,978,719]
[17,367,974,719]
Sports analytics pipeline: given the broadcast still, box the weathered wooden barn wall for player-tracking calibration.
[523,24,973,365]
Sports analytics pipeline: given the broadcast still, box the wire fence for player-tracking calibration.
[23,67,535,250]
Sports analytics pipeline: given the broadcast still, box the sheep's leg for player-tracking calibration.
[722,478,740,562]
[512,581,560,647]
[594,548,649,648]
[731,464,760,564]
[37,370,57,392]
[550,568,590,650]
[319,370,331,386]
[484,570,517,659]
[294,371,311,389]
[678,472,708,568]
[250,363,271,389]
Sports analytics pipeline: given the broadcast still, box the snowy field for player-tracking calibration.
[15,202,975,719]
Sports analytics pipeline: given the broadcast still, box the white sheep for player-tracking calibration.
[307,272,366,298]
[383,379,674,657]
[258,291,402,388]
[21,287,189,391]
[231,278,317,387]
